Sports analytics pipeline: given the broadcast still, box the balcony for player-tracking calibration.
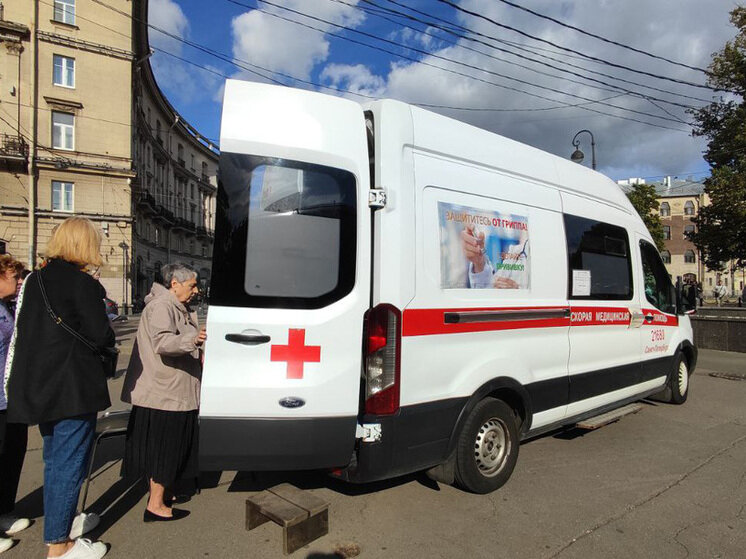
[201,173,210,184]
[0,134,29,168]
[178,158,185,167]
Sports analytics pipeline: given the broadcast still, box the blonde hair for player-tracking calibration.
[45,217,103,268]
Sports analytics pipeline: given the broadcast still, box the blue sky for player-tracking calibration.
[147,0,740,183]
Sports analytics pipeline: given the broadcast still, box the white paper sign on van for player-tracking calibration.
[438,201,530,290]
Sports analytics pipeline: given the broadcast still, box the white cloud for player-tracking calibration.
[148,0,189,55]
[230,0,365,81]
[148,0,222,107]
[321,64,387,97]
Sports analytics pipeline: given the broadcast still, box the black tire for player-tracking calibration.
[669,353,690,405]
[455,398,519,494]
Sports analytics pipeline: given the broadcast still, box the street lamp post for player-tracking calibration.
[570,129,596,170]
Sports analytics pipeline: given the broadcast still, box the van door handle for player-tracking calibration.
[225,333,271,345]
[644,314,654,322]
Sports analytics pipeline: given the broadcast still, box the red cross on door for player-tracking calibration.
[270,328,321,379]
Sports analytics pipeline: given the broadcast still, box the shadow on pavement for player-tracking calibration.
[222,469,436,496]
[15,485,43,520]
[81,436,146,538]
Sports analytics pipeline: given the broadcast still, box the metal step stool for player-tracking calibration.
[79,409,131,512]
[246,483,330,555]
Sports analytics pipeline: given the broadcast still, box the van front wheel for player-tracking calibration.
[669,353,690,405]
[455,398,519,494]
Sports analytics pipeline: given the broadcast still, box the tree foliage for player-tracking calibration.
[625,183,665,251]
[689,6,746,271]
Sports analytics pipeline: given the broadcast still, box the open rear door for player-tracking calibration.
[200,81,371,471]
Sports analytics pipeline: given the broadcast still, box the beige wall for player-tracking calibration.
[0,0,134,306]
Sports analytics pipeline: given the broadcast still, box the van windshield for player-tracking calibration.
[210,153,357,309]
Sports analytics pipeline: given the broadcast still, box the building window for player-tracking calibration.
[53,0,75,25]
[52,181,73,212]
[684,201,695,216]
[663,225,671,240]
[661,250,671,264]
[684,250,696,264]
[53,55,75,88]
[660,202,670,217]
[52,111,74,150]
[684,224,695,239]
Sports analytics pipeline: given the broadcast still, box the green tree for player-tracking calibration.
[625,182,665,251]
[689,6,746,271]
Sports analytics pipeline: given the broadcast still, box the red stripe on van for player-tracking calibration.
[643,308,679,326]
[402,306,569,337]
[402,305,679,337]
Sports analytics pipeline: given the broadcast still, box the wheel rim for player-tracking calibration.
[474,417,510,477]
[678,360,689,395]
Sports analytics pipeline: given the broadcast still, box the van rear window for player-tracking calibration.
[564,214,633,300]
[210,153,357,309]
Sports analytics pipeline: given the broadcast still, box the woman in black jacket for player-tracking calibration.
[6,217,114,559]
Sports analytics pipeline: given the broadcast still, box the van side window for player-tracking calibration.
[639,240,676,314]
[564,214,633,300]
[210,153,357,309]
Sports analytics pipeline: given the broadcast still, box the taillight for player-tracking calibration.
[363,304,401,415]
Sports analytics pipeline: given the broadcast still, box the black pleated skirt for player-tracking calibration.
[122,405,198,487]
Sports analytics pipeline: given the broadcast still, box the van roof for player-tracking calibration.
[364,98,639,218]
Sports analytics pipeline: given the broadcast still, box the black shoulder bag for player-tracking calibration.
[36,271,120,378]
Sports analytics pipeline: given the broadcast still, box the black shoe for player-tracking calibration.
[143,508,190,523]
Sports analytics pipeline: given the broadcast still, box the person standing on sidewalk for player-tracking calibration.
[5,218,114,559]
[0,255,29,554]
[121,263,205,522]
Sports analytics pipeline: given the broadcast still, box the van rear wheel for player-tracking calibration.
[455,398,519,494]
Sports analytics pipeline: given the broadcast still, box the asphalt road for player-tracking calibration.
[4,319,745,558]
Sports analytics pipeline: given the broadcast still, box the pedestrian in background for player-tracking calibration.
[0,255,28,554]
[121,263,206,522]
[713,280,727,306]
[6,217,115,559]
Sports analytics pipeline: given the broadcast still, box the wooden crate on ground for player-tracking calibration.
[246,483,330,555]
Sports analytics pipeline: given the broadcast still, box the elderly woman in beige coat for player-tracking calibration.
[121,263,206,522]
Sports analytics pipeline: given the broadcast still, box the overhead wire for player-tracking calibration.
[493,0,708,74]
[361,0,714,106]
[330,0,697,112]
[225,0,691,129]
[86,0,690,131]
[436,0,723,92]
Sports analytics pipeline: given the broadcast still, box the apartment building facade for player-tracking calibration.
[131,0,217,305]
[619,177,743,296]
[0,0,134,303]
[0,0,217,308]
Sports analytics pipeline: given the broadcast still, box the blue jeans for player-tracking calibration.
[39,414,96,544]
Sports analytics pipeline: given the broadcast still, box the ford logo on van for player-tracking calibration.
[279,397,306,409]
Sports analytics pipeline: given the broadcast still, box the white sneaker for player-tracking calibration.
[0,538,13,554]
[0,514,30,535]
[69,513,100,539]
[55,538,107,559]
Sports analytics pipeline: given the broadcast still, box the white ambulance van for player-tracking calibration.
[200,79,697,494]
